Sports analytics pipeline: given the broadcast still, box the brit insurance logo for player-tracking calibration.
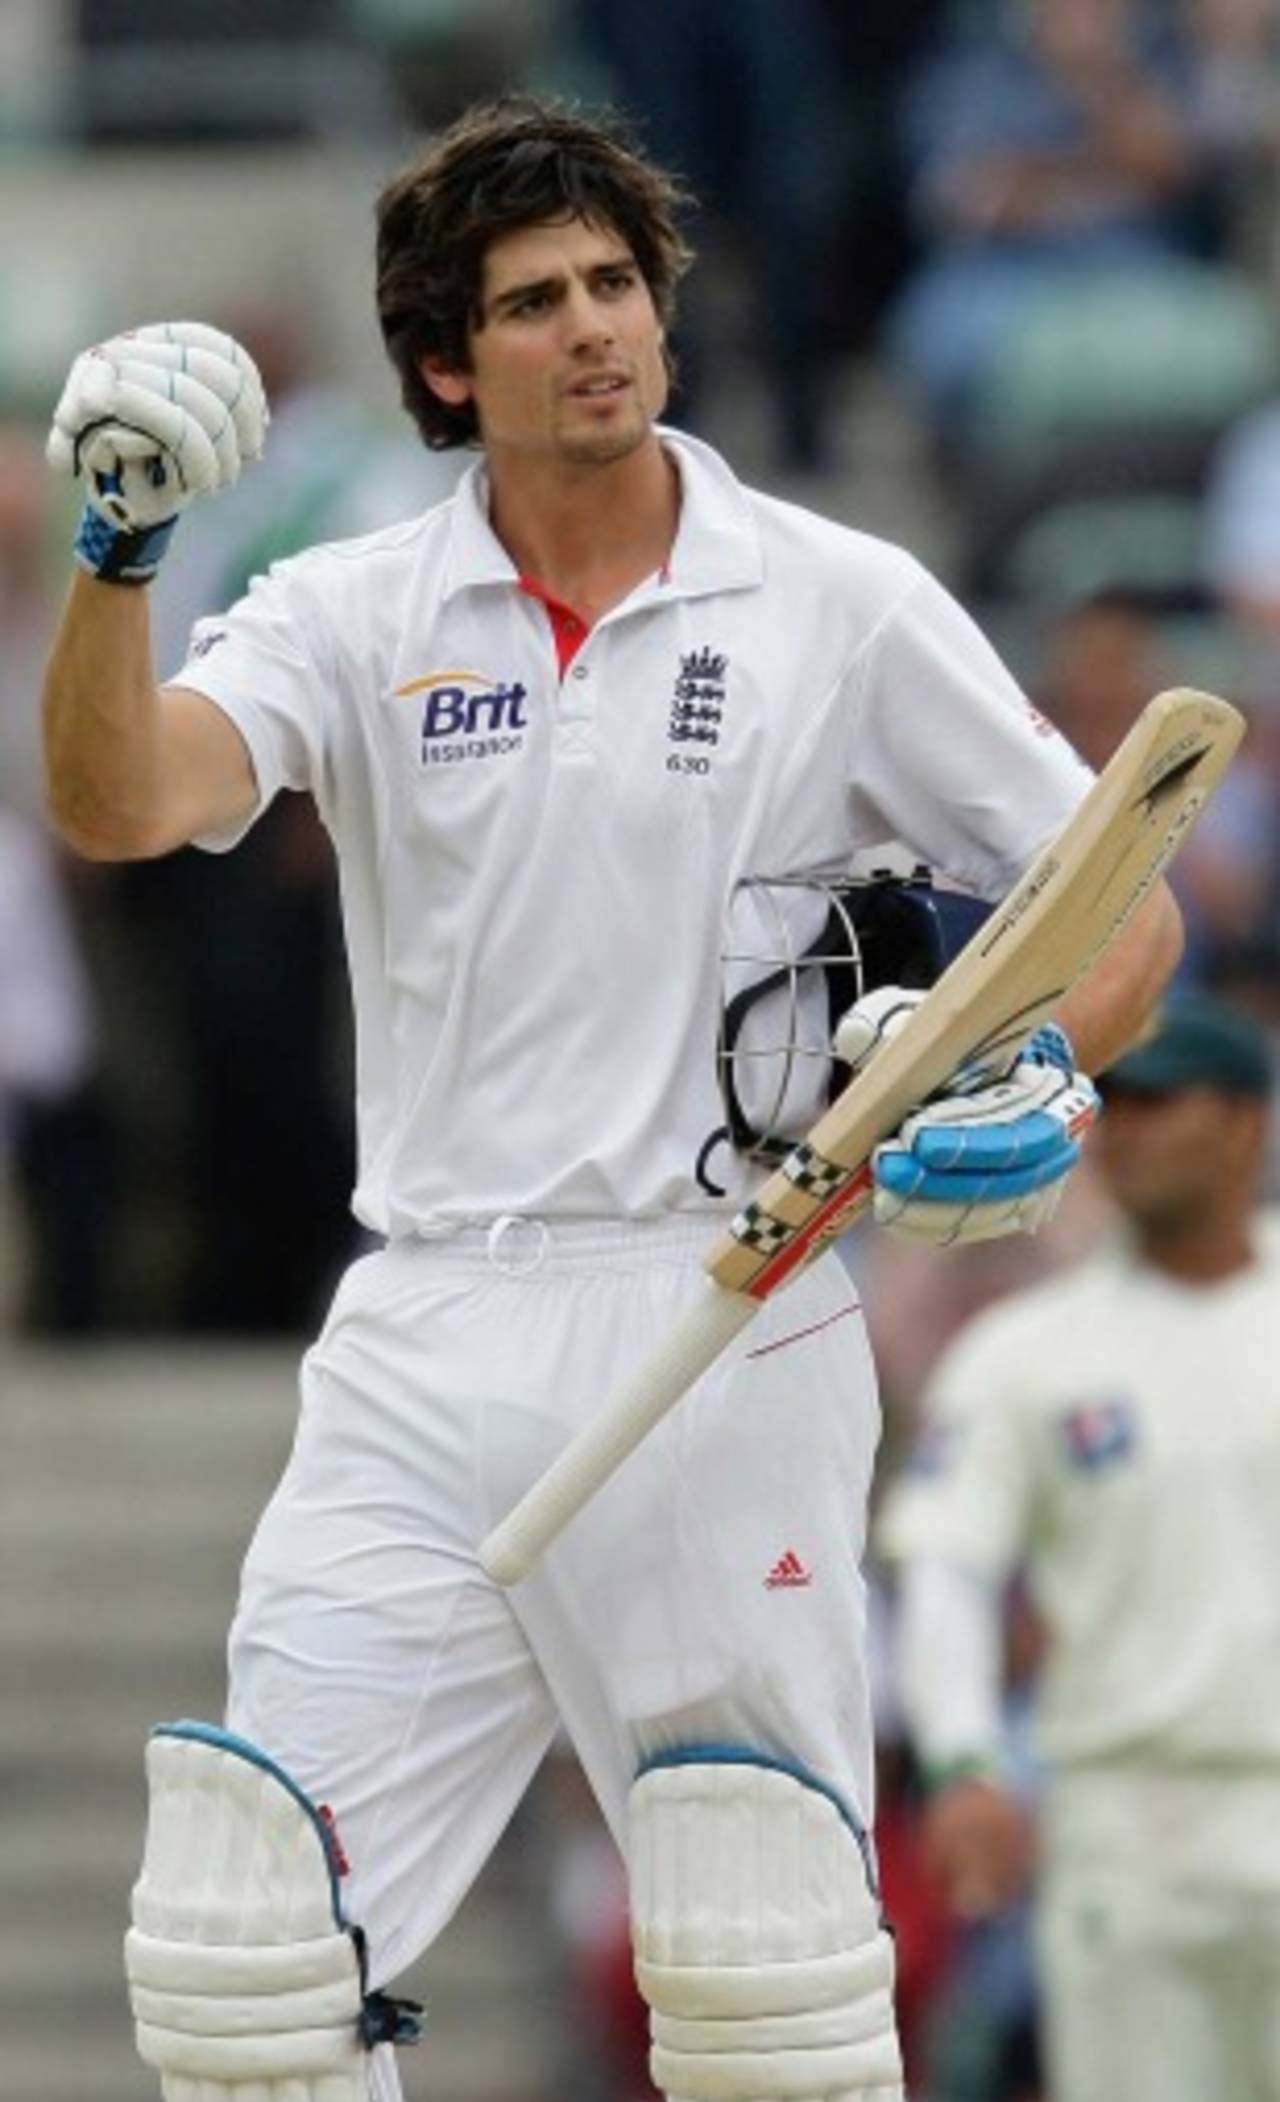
[666,647,728,776]
[396,668,529,766]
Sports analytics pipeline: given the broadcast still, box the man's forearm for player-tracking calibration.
[42,321,267,862]
[43,571,169,860]
[1055,882,1183,1075]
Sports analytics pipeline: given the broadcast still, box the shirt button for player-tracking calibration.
[572,663,590,680]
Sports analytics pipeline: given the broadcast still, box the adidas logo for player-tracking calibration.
[764,1548,812,1590]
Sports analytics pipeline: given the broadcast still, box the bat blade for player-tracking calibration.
[479,687,1243,1585]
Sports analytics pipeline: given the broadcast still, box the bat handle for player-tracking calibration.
[478,1279,758,1585]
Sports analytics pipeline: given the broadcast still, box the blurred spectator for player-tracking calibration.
[1200,389,1280,962]
[889,0,1207,441]
[820,4,954,358]
[1183,0,1280,259]
[357,0,557,134]
[577,0,849,474]
[879,992,1280,2102]
[0,811,95,1329]
[1202,933,1280,1194]
[1204,391,1280,651]
[1036,588,1279,973]
[1035,585,1169,766]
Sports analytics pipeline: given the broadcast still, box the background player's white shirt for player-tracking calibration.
[878,1216,1280,1767]
[171,429,1088,1237]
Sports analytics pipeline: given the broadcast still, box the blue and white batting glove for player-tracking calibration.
[835,986,1099,1247]
[47,322,267,584]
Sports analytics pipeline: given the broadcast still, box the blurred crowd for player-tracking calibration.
[5,4,1280,2100]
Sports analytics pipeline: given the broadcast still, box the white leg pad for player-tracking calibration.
[125,1724,368,2102]
[629,1758,904,2102]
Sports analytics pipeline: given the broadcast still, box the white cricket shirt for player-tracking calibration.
[174,430,1088,1237]
[879,1219,1280,1766]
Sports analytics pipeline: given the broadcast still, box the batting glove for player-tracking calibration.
[834,987,1099,1247]
[47,322,268,584]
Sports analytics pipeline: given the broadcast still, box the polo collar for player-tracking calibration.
[438,427,764,606]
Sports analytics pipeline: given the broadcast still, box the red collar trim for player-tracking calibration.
[518,574,590,675]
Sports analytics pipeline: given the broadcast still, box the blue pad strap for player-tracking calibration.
[74,501,176,584]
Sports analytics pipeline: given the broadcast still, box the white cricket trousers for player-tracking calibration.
[1038,1765,1280,2102]
[224,1217,883,2099]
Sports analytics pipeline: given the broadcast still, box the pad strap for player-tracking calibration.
[73,493,176,583]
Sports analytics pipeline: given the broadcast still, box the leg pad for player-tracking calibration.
[629,1755,903,2102]
[126,1723,379,2102]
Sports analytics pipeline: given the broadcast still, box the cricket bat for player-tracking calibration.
[480,687,1243,1585]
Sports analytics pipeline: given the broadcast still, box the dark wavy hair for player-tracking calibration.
[376,96,694,450]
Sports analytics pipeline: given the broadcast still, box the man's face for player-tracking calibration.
[423,215,669,469]
[1093,1083,1262,1232]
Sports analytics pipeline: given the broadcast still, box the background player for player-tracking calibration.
[40,97,1180,2102]
[881,990,1280,2102]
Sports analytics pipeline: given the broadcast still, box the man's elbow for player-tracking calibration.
[46,780,175,863]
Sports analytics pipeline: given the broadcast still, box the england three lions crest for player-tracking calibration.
[668,647,728,748]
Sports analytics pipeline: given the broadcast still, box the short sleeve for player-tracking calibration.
[845,564,1092,899]
[165,558,336,853]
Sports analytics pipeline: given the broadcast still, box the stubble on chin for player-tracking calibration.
[556,412,651,469]
[561,437,644,469]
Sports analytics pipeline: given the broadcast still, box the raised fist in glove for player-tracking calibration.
[47,322,267,583]
[835,986,1099,1246]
